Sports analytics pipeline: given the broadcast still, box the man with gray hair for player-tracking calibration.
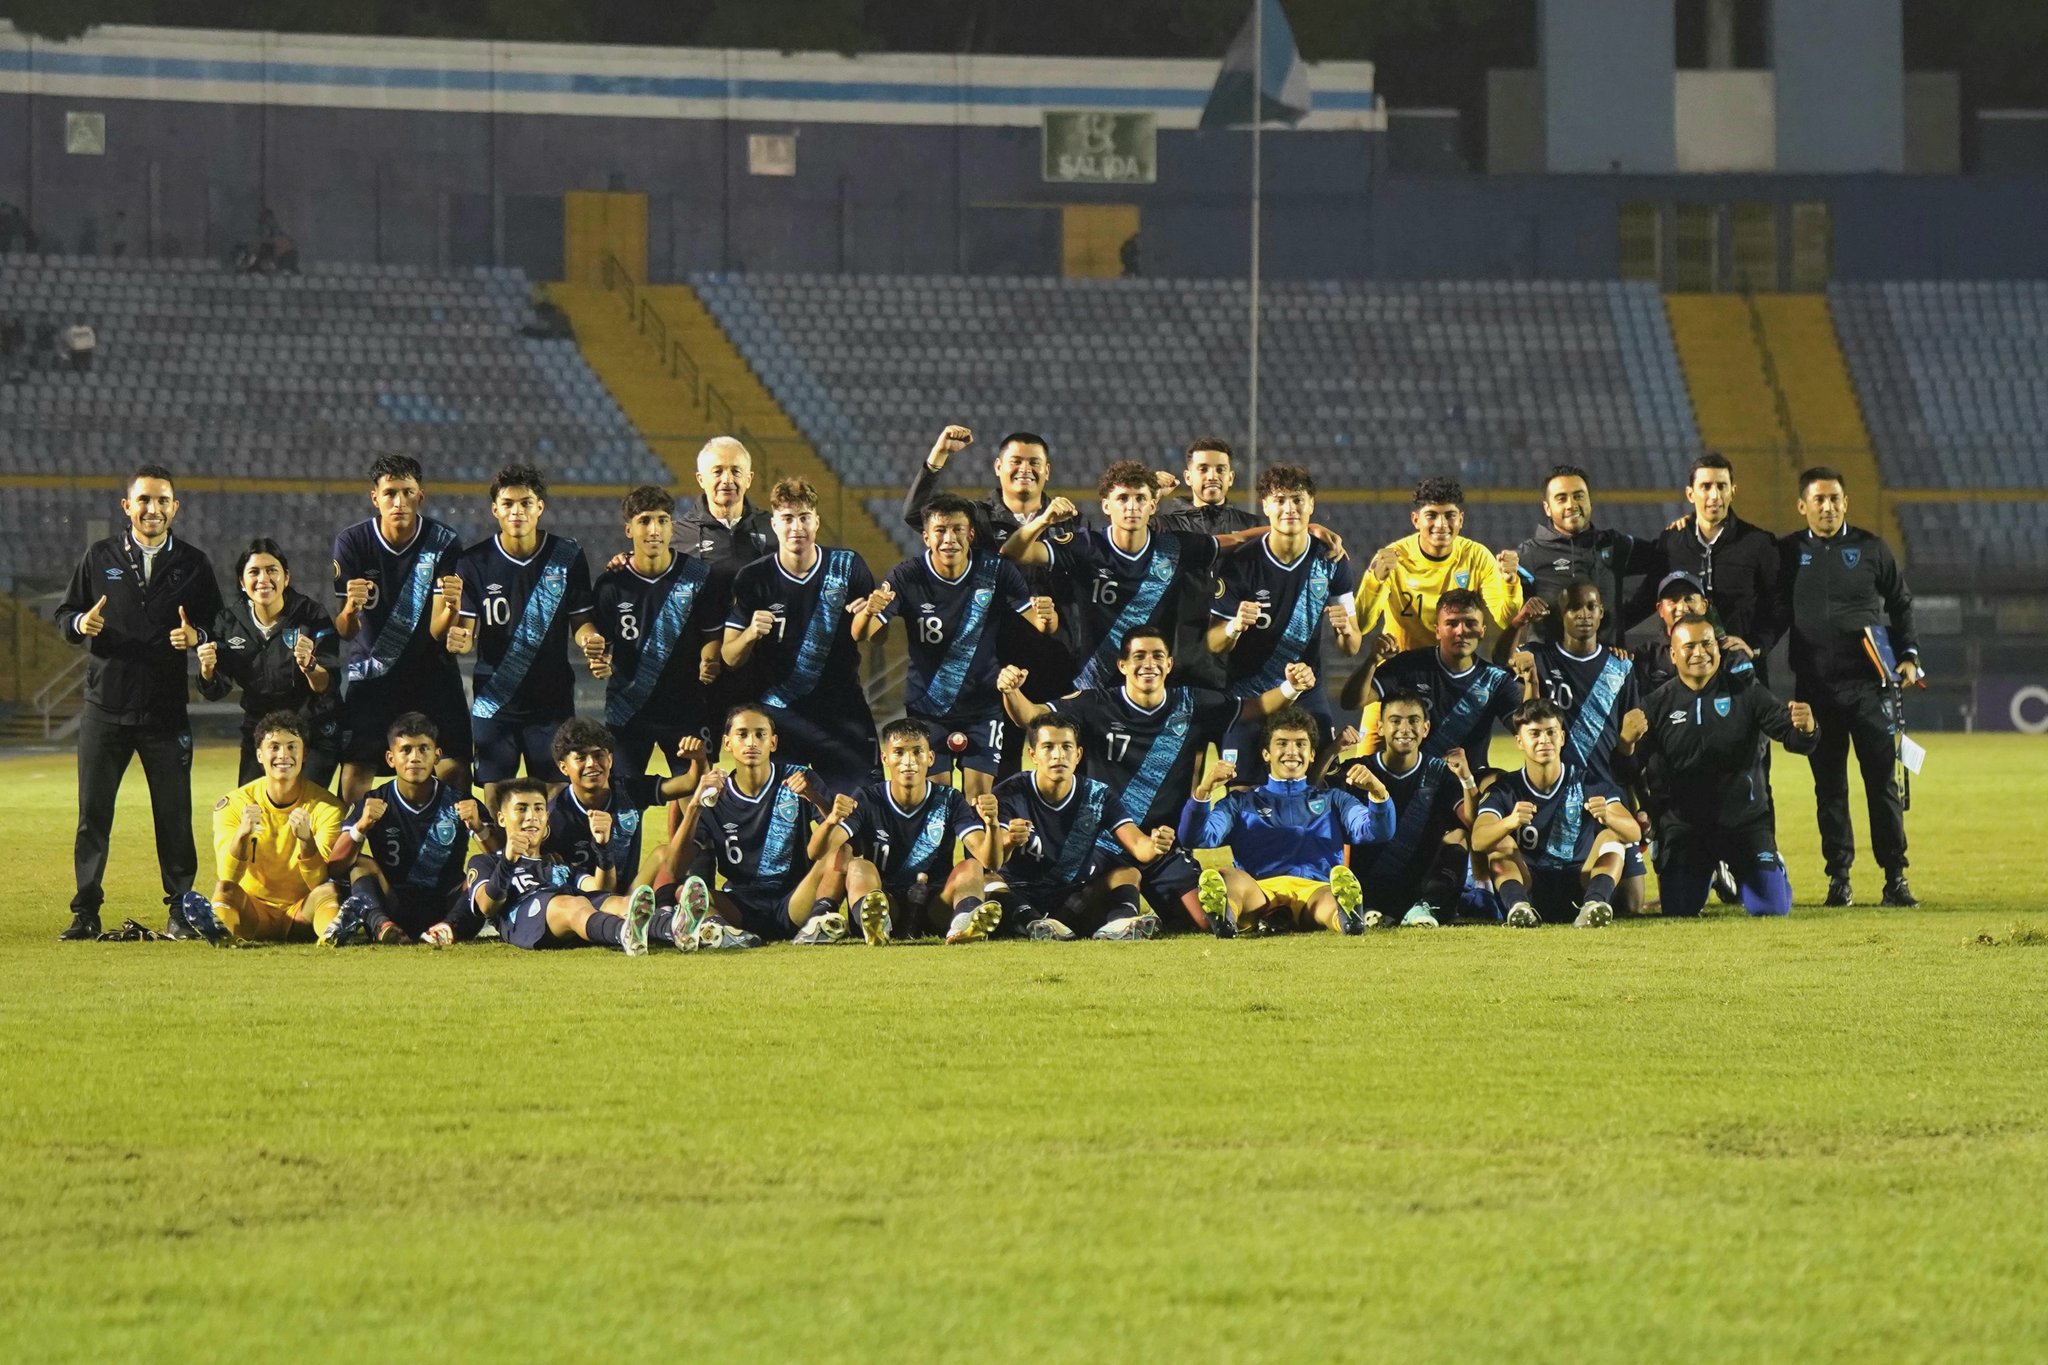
[675,436,776,575]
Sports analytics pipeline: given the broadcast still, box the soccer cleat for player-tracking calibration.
[945,899,1003,944]
[58,912,101,941]
[1504,902,1541,929]
[1093,913,1162,941]
[855,890,893,946]
[1574,900,1614,929]
[620,884,657,956]
[794,910,849,945]
[1361,909,1388,930]
[1197,868,1235,939]
[1400,903,1440,928]
[1824,876,1854,907]
[375,921,414,945]
[159,913,200,941]
[321,892,373,948]
[1880,875,1918,908]
[1024,917,1076,941]
[1329,866,1365,935]
[672,876,714,941]
[1711,862,1742,905]
[176,891,228,946]
[683,916,762,952]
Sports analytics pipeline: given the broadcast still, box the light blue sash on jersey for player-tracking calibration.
[344,520,457,693]
[1540,777,1589,870]
[901,788,957,876]
[756,767,810,881]
[1564,651,1633,770]
[1076,535,1182,689]
[1369,757,1447,884]
[1099,688,1195,852]
[1053,780,1110,883]
[1423,665,1505,758]
[407,786,464,892]
[1234,555,1333,699]
[473,536,580,720]
[763,549,853,708]
[914,554,999,716]
[606,556,710,728]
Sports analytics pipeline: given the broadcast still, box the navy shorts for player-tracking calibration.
[1527,865,1587,924]
[500,891,567,949]
[1003,882,1096,934]
[385,884,467,938]
[722,883,802,942]
[609,718,703,781]
[1136,847,1202,914]
[472,715,569,785]
[342,665,473,765]
[764,703,876,799]
[908,709,1005,777]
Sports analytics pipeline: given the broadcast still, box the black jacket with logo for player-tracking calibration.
[1637,667,1819,832]
[1774,524,1917,688]
[197,588,343,733]
[1153,498,1264,688]
[675,496,777,579]
[1623,512,1781,651]
[1518,523,1658,647]
[58,532,224,725]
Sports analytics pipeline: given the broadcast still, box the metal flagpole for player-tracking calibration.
[1246,0,1262,505]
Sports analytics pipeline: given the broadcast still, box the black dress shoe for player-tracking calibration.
[1823,877,1853,907]
[1880,875,1919,908]
[58,912,102,941]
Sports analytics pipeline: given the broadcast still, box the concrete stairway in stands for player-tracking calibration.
[1663,294,1802,535]
[1753,295,1900,547]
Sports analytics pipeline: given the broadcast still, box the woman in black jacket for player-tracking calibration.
[197,539,344,785]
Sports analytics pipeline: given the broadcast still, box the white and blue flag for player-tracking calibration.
[1199,0,1313,130]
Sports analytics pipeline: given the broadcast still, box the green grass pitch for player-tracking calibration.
[2,734,2045,1361]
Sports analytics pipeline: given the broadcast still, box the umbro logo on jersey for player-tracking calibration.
[1669,710,1688,724]
[227,636,249,649]
[1550,558,1573,574]
[486,582,504,593]
[920,602,937,613]
[103,567,123,579]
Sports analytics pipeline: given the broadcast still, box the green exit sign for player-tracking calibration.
[1043,112,1157,184]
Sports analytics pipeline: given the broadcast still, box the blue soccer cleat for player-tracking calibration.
[176,891,228,946]
[1400,903,1440,928]
[320,892,373,948]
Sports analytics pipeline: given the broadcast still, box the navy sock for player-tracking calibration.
[1109,885,1144,919]
[811,896,839,918]
[954,894,984,917]
[585,911,625,947]
[1584,872,1617,906]
[1496,876,1530,909]
[347,879,386,912]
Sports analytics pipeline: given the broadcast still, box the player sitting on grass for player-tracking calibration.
[464,779,659,954]
[327,712,494,946]
[820,717,1003,945]
[660,704,851,944]
[1178,706,1394,935]
[1326,688,1479,928]
[200,711,347,944]
[983,714,1172,941]
[1470,699,1641,929]
[542,717,707,947]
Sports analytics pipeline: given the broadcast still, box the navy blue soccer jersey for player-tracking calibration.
[543,775,664,882]
[591,554,727,732]
[1477,766,1625,872]
[465,851,578,903]
[1043,528,1219,688]
[1524,641,1641,785]
[1341,752,1464,889]
[726,549,874,707]
[876,551,1036,721]
[841,781,985,887]
[331,517,463,689]
[455,532,594,724]
[700,761,815,903]
[1048,685,1244,834]
[348,778,469,903]
[1213,539,1359,699]
[1371,649,1520,760]
[991,772,1132,891]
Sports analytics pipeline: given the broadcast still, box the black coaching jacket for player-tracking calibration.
[58,532,224,726]
[1774,524,1918,689]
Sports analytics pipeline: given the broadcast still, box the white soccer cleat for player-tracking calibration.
[671,875,713,942]
[854,890,893,947]
[1400,903,1440,928]
[684,916,762,952]
[620,884,656,956]
[945,899,1002,944]
[794,909,849,945]
[1361,909,1388,930]
[1574,900,1613,929]
[1504,902,1541,928]
[1093,913,1162,941]
[1024,917,1076,941]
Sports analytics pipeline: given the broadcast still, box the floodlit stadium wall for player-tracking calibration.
[3,25,2048,281]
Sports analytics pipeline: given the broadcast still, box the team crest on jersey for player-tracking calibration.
[548,865,572,887]
[543,564,568,584]
[618,808,641,836]
[430,809,460,846]
[1308,795,1328,815]
[332,559,343,581]
[1453,571,1470,588]
[972,588,994,609]
[1714,697,1732,717]
[1800,553,1814,566]
[1169,719,1188,736]
[1841,548,1861,569]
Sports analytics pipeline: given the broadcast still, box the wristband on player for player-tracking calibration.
[1223,619,1244,642]
[1278,680,1300,701]
[483,858,516,903]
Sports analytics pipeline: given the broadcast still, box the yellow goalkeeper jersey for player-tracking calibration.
[1354,534,1523,651]
[212,779,345,903]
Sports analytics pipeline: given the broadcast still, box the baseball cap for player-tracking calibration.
[1657,570,1707,601]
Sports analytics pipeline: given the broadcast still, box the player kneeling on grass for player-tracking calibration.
[1179,706,1395,935]
[817,717,1003,945]
[464,779,659,954]
[656,705,849,945]
[1470,699,1641,928]
[983,714,1172,941]
[326,712,493,946]
[196,711,347,944]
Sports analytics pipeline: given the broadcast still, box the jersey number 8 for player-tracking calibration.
[617,611,640,642]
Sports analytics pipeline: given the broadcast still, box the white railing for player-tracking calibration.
[30,653,87,740]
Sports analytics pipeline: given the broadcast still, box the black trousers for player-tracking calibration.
[1798,678,1907,878]
[73,709,197,915]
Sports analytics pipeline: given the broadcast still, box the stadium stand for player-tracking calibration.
[0,257,666,485]
[1895,502,2048,585]
[693,274,1701,493]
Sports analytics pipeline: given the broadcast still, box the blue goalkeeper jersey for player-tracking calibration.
[1179,776,1394,881]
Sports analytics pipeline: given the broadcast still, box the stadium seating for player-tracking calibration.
[1896,501,2048,585]
[1831,280,2048,489]
[0,257,666,485]
[696,274,1702,493]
